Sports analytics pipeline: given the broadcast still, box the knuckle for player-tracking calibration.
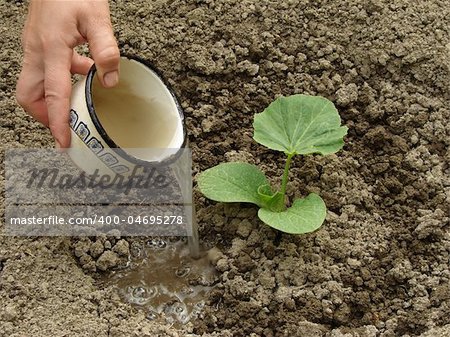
[43,85,61,104]
[44,91,57,102]
[95,45,120,66]
[40,37,59,53]
[44,90,66,108]
[44,75,71,101]
[89,15,113,30]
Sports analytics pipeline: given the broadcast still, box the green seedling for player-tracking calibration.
[198,94,348,234]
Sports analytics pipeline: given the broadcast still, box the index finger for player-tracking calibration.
[43,46,73,149]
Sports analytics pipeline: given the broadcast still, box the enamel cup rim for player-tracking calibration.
[84,55,187,167]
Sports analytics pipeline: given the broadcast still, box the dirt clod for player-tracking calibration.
[96,251,120,272]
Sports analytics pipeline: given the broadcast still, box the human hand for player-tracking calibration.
[16,0,120,149]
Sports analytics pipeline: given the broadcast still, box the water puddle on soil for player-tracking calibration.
[102,238,218,325]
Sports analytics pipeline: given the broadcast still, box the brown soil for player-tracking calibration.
[1,0,449,336]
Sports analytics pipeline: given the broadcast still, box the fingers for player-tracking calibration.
[17,49,90,133]
[71,50,94,75]
[84,15,120,88]
[43,47,73,149]
[17,0,119,150]
[16,56,49,126]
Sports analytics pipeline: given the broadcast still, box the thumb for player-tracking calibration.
[85,18,120,88]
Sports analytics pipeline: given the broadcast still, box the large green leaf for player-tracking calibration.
[197,162,268,207]
[258,193,326,234]
[253,94,348,155]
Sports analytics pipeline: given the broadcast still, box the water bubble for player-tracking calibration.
[130,286,157,301]
[147,286,158,298]
[175,265,191,278]
[191,301,204,316]
[128,286,153,305]
[197,276,212,286]
[171,302,187,315]
[130,242,142,258]
[132,286,148,298]
[146,238,167,249]
[179,314,189,324]
[146,310,157,321]
[170,302,189,323]
[195,301,205,309]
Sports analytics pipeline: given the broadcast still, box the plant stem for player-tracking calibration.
[280,153,294,204]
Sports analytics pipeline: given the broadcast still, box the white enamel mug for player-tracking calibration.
[67,56,186,177]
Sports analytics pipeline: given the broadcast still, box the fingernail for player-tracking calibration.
[103,71,119,88]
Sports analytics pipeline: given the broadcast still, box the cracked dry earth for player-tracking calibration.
[1,0,449,336]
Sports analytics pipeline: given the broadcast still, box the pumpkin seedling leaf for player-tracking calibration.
[258,193,326,234]
[197,162,268,207]
[253,94,348,155]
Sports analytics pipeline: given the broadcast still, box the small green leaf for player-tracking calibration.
[257,185,285,212]
[253,94,348,155]
[258,193,326,234]
[197,162,268,207]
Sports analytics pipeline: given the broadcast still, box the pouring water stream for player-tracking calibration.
[170,145,200,259]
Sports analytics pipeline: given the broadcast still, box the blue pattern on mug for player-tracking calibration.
[87,137,104,154]
[100,152,119,166]
[69,109,78,129]
[111,165,130,174]
[70,109,132,174]
[75,122,90,141]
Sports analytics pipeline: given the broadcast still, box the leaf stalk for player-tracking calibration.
[280,153,294,206]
